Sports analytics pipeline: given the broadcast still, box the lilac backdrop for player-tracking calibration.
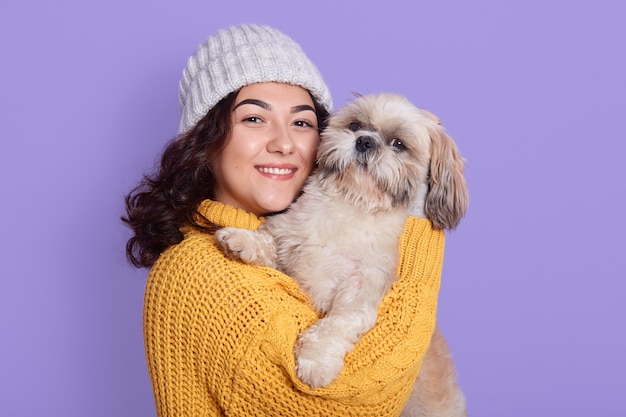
[1,0,624,416]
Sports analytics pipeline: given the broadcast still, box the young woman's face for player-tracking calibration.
[213,82,321,215]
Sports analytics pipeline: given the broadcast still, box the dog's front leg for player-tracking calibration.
[215,227,278,268]
[294,270,388,388]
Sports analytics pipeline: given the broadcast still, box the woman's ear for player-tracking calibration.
[422,113,469,230]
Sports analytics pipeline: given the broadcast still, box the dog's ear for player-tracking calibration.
[419,108,442,125]
[422,112,469,230]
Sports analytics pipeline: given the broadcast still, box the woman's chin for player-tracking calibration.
[254,194,297,216]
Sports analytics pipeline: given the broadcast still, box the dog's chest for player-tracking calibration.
[275,200,404,260]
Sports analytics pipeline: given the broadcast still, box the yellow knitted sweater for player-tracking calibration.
[144,200,445,417]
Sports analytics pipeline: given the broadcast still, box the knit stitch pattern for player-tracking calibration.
[144,200,445,416]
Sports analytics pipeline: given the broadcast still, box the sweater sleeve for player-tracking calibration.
[278,217,444,402]
[238,217,445,416]
[143,217,444,417]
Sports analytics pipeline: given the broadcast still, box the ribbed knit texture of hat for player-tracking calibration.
[178,24,333,134]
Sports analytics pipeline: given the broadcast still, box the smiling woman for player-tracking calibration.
[121,23,447,417]
[213,83,321,215]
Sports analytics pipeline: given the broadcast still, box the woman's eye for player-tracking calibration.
[294,120,314,128]
[243,116,262,123]
[349,122,361,132]
[391,138,406,151]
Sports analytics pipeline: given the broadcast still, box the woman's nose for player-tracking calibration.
[267,125,295,154]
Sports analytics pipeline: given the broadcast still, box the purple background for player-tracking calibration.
[1,0,625,416]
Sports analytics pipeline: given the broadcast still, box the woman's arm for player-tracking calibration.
[285,217,444,395]
[241,217,445,416]
[143,218,443,416]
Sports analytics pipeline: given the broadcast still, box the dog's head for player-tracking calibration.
[316,93,468,230]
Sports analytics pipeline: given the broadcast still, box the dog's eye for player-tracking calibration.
[349,122,361,132]
[390,138,406,151]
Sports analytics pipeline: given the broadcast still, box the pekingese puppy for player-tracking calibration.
[216,93,468,416]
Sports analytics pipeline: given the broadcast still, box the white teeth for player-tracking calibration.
[258,167,294,175]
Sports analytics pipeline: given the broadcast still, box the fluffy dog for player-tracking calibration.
[216,93,468,416]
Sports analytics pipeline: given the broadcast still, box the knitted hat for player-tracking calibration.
[178,24,333,134]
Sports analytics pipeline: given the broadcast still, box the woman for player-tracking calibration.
[123,23,445,416]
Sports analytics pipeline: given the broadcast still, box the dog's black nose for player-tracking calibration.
[355,135,376,153]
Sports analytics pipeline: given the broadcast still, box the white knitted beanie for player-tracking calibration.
[178,24,333,134]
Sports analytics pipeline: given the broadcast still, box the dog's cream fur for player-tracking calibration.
[216,93,468,416]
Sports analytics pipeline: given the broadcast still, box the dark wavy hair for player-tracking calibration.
[122,89,330,268]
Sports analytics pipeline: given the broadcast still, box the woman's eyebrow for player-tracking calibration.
[233,100,315,114]
[291,104,316,114]
[233,98,271,110]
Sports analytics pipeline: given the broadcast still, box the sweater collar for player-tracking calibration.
[195,199,264,230]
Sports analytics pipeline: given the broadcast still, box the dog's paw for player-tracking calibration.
[214,228,249,261]
[215,228,276,267]
[294,325,348,388]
